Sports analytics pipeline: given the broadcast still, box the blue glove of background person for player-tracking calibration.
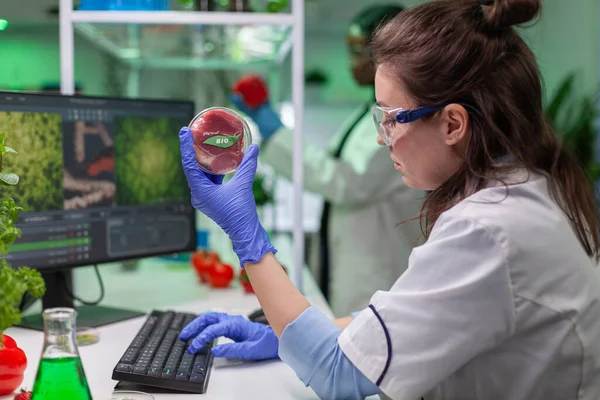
[230,95,283,141]
[179,128,276,266]
[180,312,279,361]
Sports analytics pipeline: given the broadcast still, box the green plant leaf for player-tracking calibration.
[203,135,240,148]
[0,173,19,186]
[0,132,5,145]
[587,162,600,182]
[0,261,46,335]
[0,227,21,247]
[15,266,46,298]
[9,206,21,224]
[545,72,599,187]
[3,146,17,154]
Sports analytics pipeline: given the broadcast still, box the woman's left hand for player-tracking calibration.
[179,128,276,265]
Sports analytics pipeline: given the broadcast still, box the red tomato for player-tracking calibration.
[241,280,254,294]
[0,345,27,396]
[209,263,234,288]
[13,389,31,400]
[239,264,287,294]
[239,269,254,293]
[191,250,220,283]
[1,335,16,349]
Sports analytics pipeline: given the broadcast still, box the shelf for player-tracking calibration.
[74,22,293,70]
[70,10,295,26]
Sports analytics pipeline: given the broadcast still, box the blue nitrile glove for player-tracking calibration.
[180,312,279,361]
[179,128,276,266]
[230,94,283,141]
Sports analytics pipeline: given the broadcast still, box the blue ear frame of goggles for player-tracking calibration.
[392,104,447,123]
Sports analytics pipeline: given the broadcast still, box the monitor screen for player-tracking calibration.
[0,92,196,271]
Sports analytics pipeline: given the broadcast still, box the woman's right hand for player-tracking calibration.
[179,312,279,361]
[179,128,276,266]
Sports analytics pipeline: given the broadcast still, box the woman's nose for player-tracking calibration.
[376,133,386,147]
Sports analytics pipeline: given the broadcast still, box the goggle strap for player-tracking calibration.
[396,105,446,123]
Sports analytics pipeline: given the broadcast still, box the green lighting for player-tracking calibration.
[0,20,7,31]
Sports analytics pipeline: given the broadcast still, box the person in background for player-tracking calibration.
[232,4,424,317]
[178,0,600,398]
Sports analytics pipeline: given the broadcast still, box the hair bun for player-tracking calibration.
[482,0,541,29]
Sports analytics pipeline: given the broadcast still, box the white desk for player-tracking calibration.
[1,253,334,400]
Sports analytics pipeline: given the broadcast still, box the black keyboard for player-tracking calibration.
[112,310,214,394]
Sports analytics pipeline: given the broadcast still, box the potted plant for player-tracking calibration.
[545,73,600,183]
[0,132,46,396]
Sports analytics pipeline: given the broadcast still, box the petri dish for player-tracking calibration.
[76,326,100,346]
[188,106,252,175]
[109,390,155,400]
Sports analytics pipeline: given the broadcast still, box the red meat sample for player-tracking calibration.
[190,109,245,174]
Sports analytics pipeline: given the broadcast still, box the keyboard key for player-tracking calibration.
[170,313,185,330]
[161,367,175,379]
[190,374,204,383]
[194,354,207,365]
[192,365,206,375]
[183,314,196,327]
[116,363,132,372]
[120,349,139,364]
[147,367,162,377]
[133,365,148,374]
[175,370,190,381]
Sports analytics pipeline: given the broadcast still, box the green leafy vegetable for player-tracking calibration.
[0,198,23,255]
[0,131,46,339]
[0,259,46,338]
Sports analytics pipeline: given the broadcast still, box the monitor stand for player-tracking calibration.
[17,270,145,331]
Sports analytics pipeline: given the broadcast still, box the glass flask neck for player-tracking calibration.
[41,307,80,358]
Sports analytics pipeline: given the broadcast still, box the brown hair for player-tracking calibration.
[372,0,600,260]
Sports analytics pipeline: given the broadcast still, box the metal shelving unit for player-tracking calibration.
[58,0,305,291]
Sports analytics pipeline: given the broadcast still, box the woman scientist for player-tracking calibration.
[178,0,600,398]
[231,4,424,317]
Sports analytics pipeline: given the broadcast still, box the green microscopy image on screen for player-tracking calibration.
[114,116,190,206]
[0,112,64,212]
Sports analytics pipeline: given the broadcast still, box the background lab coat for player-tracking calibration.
[260,104,424,316]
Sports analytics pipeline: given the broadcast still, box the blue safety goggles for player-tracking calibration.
[372,104,447,146]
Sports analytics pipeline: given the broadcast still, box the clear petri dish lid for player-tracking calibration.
[188,106,252,175]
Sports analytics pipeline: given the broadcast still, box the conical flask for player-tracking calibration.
[31,308,92,400]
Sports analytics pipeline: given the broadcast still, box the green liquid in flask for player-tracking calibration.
[32,357,92,400]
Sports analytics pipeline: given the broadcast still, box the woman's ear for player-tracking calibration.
[441,104,469,146]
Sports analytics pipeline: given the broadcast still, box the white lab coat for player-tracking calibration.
[339,169,600,400]
[260,105,424,317]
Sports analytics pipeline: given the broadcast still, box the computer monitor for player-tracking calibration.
[0,91,196,330]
